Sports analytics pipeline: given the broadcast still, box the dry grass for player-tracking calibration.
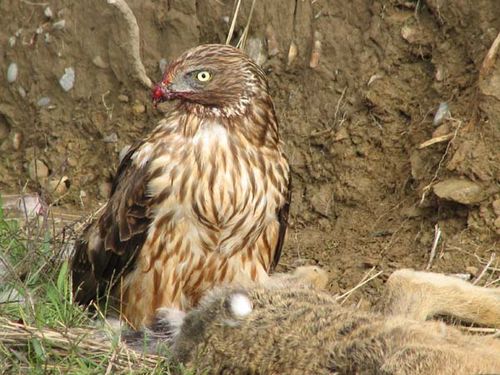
[0,196,177,374]
[0,317,167,374]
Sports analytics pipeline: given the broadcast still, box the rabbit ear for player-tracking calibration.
[227,292,253,318]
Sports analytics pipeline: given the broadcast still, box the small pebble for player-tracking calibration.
[495,217,500,229]
[36,26,43,35]
[435,66,445,81]
[92,55,108,69]
[15,29,22,37]
[52,20,66,30]
[287,42,298,66]
[310,32,322,69]
[59,67,75,91]
[48,176,70,196]
[159,58,168,74]
[433,102,451,126]
[44,33,51,43]
[222,16,230,23]
[433,178,485,205]
[7,63,18,83]
[401,25,418,44]
[334,127,349,141]
[133,102,146,114]
[103,132,118,143]
[18,86,26,97]
[492,199,500,216]
[99,181,112,198]
[67,156,78,167]
[12,132,23,150]
[37,97,51,107]
[44,6,53,19]
[8,36,16,47]
[117,94,129,103]
[28,159,49,181]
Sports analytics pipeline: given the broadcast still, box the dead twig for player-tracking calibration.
[426,224,442,270]
[418,133,454,149]
[419,118,462,205]
[337,268,383,304]
[236,0,257,50]
[107,0,152,88]
[480,32,500,79]
[473,253,496,285]
[226,0,242,45]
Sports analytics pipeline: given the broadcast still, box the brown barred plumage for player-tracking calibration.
[71,44,290,328]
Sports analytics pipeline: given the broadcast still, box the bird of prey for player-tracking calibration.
[71,44,291,328]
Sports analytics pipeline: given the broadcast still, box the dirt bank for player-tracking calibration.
[1,0,499,301]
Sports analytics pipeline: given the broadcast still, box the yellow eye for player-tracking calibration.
[196,71,212,82]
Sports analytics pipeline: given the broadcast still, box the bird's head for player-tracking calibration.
[152,44,267,117]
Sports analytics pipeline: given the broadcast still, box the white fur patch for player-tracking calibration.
[156,307,186,338]
[229,293,253,317]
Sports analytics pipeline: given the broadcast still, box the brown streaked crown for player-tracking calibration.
[153,44,269,117]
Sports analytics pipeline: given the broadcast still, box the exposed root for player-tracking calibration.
[480,32,500,79]
[107,0,152,89]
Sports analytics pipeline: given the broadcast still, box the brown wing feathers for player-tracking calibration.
[271,173,291,271]
[71,144,152,305]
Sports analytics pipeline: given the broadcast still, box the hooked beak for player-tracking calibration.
[151,81,175,105]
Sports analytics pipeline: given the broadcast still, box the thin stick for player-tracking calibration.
[334,87,347,125]
[426,224,441,270]
[236,0,257,50]
[473,253,496,285]
[337,269,383,303]
[107,0,152,88]
[420,118,462,205]
[226,0,242,45]
[418,133,454,149]
[484,276,500,287]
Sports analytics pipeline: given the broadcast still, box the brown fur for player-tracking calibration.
[134,267,500,374]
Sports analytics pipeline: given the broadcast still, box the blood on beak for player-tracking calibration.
[151,84,166,105]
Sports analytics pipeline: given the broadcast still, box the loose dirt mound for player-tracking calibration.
[1,0,499,301]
